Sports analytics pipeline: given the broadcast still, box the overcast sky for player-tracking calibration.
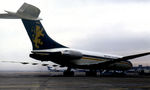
[0,0,150,71]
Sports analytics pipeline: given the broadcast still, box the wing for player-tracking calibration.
[119,52,150,60]
[0,60,51,66]
[101,52,150,65]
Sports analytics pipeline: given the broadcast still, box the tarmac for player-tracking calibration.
[0,71,150,90]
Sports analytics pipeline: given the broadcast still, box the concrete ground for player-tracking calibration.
[0,71,149,90]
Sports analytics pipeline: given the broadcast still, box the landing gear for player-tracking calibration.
[85,70,97,76]
[120,70,126,76]
[99,69,104,76]
[63,68,74,77]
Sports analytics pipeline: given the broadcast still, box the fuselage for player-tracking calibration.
[31,48,133,70]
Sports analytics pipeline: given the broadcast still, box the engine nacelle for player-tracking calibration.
[61,50,82,59]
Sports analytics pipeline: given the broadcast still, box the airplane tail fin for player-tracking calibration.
[22,19,66,50]
[0,3,66,50]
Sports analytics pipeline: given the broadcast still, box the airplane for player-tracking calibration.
[47,65,66,72]
[0,3,150,76]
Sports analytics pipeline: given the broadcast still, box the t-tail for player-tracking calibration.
[0,3,66,50]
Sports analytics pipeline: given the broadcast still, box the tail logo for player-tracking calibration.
[31,24,44,49]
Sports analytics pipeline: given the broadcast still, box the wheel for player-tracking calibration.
[63,71,74,77]
[85,71,97,77]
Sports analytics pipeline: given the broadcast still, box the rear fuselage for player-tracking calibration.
[30,48,133,70]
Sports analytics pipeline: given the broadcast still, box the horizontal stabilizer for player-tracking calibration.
[0,3,42,20]
[0,13,19,19]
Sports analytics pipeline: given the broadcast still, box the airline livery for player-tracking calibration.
[0,3,150,76]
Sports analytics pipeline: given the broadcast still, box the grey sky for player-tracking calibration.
[0,0,150,71]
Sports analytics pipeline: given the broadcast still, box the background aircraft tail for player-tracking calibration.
[0,3,66,50]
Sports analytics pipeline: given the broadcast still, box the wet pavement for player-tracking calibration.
[0,71,149,90]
